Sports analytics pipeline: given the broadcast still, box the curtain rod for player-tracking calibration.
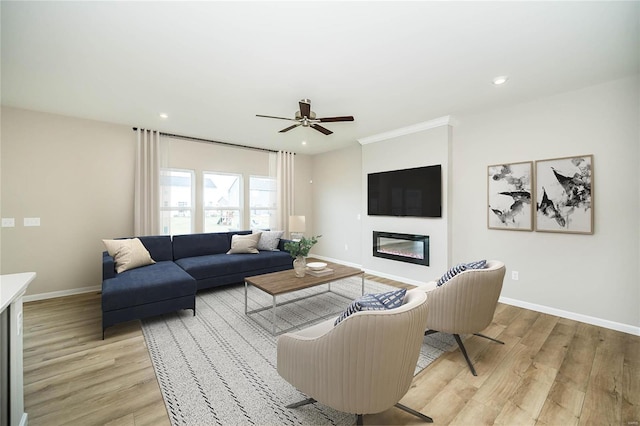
[132,127,281,154]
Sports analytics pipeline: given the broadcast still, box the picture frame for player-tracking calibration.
[535,155,593,234]
[487,161,533,231]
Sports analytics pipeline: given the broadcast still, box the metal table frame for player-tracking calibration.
[245,273,365,336]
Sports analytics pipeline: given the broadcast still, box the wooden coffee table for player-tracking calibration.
[244,261,364,335]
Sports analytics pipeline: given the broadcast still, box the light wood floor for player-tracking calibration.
[23,275,639,426]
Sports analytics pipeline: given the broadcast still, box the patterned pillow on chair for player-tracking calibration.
[436,260,488,287]
[436,264,468,286]
[334,288,407,326]
[465,259,487,270]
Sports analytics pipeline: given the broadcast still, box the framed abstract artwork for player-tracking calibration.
[487,161,533,231]
[535,155,593,234]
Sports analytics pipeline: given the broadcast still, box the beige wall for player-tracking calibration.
[310,143,362,264]
[452,75,640,331]
[1,107,134,296]
[0,108,313,298]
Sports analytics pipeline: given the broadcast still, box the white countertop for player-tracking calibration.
[0,272,36,312]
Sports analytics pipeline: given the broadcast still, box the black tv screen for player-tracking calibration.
[368,165,442,217]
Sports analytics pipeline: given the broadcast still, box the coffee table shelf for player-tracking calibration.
[244,261,364,335]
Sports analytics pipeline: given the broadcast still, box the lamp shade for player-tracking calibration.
[288,216,306,233]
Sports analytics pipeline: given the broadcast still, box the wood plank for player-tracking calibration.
[537,381,584,426]
[471,342,533,414]
[623,334,640,425]
[449,398,499,426]
[578,328,625,426]
[555,322,600,392]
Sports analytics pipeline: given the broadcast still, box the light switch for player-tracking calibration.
[1,218,15,227]
[24,217,41,227]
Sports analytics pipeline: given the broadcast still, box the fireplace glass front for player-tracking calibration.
[373,231,429,266]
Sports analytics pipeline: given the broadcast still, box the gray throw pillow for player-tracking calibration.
[253,230,283,251]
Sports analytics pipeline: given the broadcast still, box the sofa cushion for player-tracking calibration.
[175,251,291,281]
[334,288,407,326]
[172,232,231,259]
[138,235,173,261]
[102,261,196,311]
[227,232,261,254]
[103,238,156,273]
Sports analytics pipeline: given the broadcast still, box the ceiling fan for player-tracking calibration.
[256,99,354,135]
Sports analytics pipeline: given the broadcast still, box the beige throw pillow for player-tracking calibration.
[227,233,261,254]
[103,238,156,273]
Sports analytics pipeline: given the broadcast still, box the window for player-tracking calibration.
[204,172,242,232]
[249,176,277,230]
[160,169,195,235]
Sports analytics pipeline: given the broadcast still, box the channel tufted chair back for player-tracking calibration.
[425,260,506,334]
[418,260,506,376]
[277,288,432,423]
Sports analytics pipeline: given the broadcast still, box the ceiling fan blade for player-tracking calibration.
[256,114,297,121]
[279,123,302,133]
[299,99,311,118]
[317,116,355,123]
[311,124,333,135]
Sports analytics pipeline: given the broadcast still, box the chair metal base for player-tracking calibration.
[285,398,316,409]
[425,330,504,376]
[286,398,433,424]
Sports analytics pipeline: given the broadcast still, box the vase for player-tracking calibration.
[293,256,306,277]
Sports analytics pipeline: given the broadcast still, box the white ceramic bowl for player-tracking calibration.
[306,262,327,271]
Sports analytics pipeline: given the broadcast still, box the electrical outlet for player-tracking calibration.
[344,244,349,251]
[512,271,519,281]
[24,217,41,227]
[1,218,15,227]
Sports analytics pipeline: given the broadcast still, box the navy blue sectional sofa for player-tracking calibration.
[101,230,292,337]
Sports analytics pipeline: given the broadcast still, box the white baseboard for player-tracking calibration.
[499,296,640,337]
[310,253,361,270]
[22,285,101,303]
[310,254,431,288]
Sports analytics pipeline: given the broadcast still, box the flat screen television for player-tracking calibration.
[368,164,442,217]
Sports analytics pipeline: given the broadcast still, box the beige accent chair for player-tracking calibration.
[277,288,432,425]
[416,260,506,376]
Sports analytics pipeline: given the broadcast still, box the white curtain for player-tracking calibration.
[276,151,295,233]
[134,129,161,236]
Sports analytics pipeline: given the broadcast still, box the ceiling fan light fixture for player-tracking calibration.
[492,76,509,85]
[257,98,354,136]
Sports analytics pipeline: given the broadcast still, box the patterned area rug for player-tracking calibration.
[141,277,455,426]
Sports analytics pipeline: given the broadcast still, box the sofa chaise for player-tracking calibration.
[101,230,293,337]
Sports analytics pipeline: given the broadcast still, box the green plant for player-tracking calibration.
[284,235,321,258]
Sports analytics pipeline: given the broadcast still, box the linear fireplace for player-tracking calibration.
[373,231,429,266]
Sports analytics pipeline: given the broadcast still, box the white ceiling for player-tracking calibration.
[2,1,638,155]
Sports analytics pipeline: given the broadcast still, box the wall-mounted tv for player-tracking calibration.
[368,164,442,218]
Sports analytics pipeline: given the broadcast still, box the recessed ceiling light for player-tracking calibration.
[159,113,169,119]
[492,76,509,85]
[301,141,307,145]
